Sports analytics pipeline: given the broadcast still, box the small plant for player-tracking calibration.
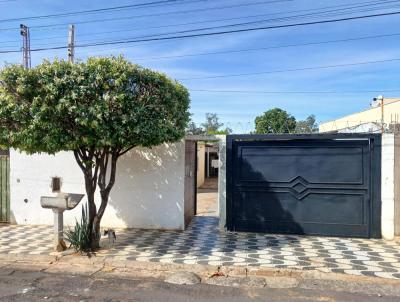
[65,203,91,252]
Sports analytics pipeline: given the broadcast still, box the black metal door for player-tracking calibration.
[226,135,381,238]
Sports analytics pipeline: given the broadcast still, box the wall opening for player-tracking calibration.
[195,141,219,218]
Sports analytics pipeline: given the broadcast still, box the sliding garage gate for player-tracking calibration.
[226,134,381,238]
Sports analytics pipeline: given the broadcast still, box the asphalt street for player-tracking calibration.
[0,266,399,302]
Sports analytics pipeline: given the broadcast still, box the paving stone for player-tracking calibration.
[1,217,400,280]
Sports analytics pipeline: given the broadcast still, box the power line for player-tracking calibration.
[129,33,400,61]
[25,0,399,31]
[73,31,400,59]
[0,0,396,40]
[21,1,400,51]
[0,0,291,31]
[1,10,400,54]
[189,89,400,94]
[70,2,400,46]
[178,58,400,81]
[0,0,205,23]
[1,3,398,50]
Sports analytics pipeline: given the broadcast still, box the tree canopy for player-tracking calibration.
[254,108,296,134]
[0,57,189,153]
[0,56,190,249]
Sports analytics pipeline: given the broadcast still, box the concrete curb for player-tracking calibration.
[1,252,400,286]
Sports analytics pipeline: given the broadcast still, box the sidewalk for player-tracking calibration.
[1,217,400,280]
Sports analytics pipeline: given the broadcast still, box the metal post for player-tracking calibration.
[68,24,75,63]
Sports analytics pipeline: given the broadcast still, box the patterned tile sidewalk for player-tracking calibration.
[1,217,400,279]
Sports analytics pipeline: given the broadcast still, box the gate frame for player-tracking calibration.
[226,133,382,238]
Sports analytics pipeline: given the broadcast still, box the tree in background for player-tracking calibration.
[201,113,224,133]
[295,114,318,133]
[254,108,296,134]
[0,57,190,249]
[186,113,232,135]
[186,121,205,135]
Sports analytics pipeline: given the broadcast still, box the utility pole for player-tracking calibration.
[67,25,75,63]
[20,24,31,68]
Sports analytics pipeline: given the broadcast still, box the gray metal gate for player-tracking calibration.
[0,151,10,223]
[226,134,381,238]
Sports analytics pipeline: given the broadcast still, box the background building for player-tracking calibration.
[319,96,400,133]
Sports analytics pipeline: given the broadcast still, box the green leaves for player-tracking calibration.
[0,56,190,154]
[64,203,92,253]
[254,108,297,134]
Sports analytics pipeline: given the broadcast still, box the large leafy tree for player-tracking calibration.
[254,108,296,134]
[0,57,190,248]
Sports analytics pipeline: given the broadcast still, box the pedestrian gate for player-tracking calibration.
[0,151,10,223]
[226,134,381,238]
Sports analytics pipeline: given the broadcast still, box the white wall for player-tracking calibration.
[9,142,185,230]
[197,143,205,188]
[381,134,395,239]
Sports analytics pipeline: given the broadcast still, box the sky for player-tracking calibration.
[0,0,400,133]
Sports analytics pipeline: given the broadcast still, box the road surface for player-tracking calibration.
[0,266,399,302]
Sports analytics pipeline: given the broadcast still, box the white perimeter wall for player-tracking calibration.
[381,134,395,239]
[9,142,185,230]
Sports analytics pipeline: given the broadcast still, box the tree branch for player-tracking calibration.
[118,145,135,157]
[73,150,86,173]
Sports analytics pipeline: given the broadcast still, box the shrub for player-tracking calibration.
[65,203,92,252]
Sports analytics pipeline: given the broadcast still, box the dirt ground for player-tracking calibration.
[197,177,218,216]
[199,177,218,190]
[196,190,218,216]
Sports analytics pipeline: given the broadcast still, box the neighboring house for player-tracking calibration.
[319,97,400,133]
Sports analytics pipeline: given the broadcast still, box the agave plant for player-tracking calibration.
[65,203,91,252]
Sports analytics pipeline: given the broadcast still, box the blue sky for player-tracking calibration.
[1,0,400,133]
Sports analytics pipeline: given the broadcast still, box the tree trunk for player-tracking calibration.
[90,151,118,249]
[83,170,98,250]
[74,149,120,251]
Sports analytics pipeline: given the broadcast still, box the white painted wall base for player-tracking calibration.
[9,142,185,230]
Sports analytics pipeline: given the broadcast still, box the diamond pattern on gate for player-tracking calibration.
[288,176,310,199]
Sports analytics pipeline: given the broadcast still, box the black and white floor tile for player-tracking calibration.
[1,217,400,279]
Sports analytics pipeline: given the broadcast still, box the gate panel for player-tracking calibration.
[0,153,10,223]
[226,135,381,238]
